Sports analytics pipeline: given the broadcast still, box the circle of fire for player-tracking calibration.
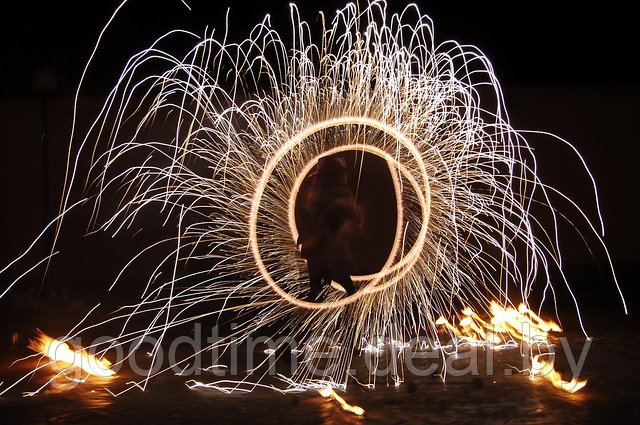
[0,1,625,395]
[250,117,431,309]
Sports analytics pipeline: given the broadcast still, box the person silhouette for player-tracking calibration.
[296,155,364,301]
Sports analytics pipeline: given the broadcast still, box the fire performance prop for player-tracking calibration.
[0,0,626,412]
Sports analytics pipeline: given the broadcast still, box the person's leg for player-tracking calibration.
[331,258,355,296]
[333,269,355,296]
[307,262,323,302]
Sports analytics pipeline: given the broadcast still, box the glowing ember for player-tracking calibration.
[532,355,587,393]
[28,330,115,378]
[318,386,365,416]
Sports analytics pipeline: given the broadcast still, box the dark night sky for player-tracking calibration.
[0,7,639,423]
[0,1,638,316]
[1,1,638,94]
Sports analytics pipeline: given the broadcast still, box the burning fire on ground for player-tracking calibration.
[318,385,365,416]
[28,330,115,379]
[25,299,584,413]
[436,301,587,393]
[531,354,587,393]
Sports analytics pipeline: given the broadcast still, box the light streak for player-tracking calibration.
[249,118,431,310]
[434,303,587,393]
[531,354,587,393]
[0,0,623,398]
[287,144,406,284]
[28,330,115,378]
[435,301,562,347]
[318,385,365,416]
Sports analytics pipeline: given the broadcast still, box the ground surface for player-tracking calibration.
[1,316,638,425]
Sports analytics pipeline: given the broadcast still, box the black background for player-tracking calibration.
[0,1,638,324]
[1,1,638,92]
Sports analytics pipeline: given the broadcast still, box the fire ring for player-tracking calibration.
[249,117,431,310]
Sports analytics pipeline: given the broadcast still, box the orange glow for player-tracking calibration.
[28,330,115,378]
[318,386,365,416]
[532,354,587,393]
[436,301,562,346]
[436,302,586,393]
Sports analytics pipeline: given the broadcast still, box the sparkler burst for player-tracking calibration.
[0,0,626,398]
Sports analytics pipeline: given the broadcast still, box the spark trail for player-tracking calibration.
[0,1,625,397]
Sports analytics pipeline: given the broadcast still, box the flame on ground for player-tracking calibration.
[436,301,562,347]
[28,330,115,378]
[532,355,587,393]
[318,386,365,416]
[436,302,586,393]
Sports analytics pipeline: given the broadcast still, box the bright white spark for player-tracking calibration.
[0,0,624,396]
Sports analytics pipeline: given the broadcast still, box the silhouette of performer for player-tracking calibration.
[297,155,363,302]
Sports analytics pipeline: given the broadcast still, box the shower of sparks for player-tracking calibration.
[28,330,115,378]
[0,0,625,397]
